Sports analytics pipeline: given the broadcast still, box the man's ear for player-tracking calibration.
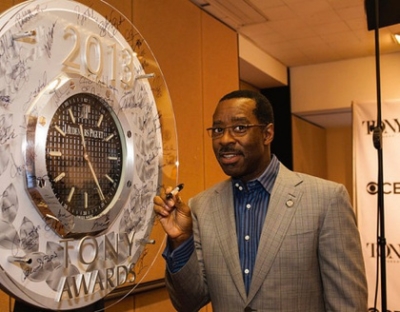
[263,123,274,145]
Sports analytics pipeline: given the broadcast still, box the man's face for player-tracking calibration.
[210,97,274,182]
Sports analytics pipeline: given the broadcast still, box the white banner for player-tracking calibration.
[353,100,400,311]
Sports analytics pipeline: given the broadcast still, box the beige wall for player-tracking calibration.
[291,52,400,115]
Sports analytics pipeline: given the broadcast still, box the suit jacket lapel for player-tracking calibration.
[247,165,303,302]
[211,181,248,301]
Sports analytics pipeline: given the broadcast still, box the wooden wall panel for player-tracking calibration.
[105,296,134,312]
[0,0,24,15]
[0,293,13,312]
[132,0,204,200]
[201,11,239,188]
[292,117,353,201]
[292,116,327,178]
[0,1,13,14]
[131,287,175,312]
[326,126,353,200]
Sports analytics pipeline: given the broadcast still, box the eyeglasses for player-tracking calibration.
[206,124,267,139]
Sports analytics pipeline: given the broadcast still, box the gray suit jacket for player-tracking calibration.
[165,164,368,311]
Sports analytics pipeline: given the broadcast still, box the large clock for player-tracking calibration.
[0,0,178,310]
[25,72,135,237]
[44,92,125,218]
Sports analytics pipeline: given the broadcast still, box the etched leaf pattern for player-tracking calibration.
[0,144,10,176]
[0,219,19,250]
[19,217,39,253]
[1,183,18,223]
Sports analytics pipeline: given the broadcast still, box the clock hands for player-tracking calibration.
[86,157,106,201]
[79,124,105,201]
[79,124,87,149]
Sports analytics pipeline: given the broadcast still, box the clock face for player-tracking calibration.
[24,72,134,237]
[46,93,124,218]
[0,0,178,310]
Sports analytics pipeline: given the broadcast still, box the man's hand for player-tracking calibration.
[153,186,193,250]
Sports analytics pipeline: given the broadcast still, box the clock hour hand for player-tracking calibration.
[79,124,87,151]
[79,124,105,201]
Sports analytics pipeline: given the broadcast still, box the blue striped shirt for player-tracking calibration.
[232,155,279,293]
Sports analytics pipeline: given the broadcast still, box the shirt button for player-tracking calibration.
[245,235,250,241]
[246,204,251,209]
[244,269,250,274]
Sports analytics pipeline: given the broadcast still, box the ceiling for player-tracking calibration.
[189,0,400,127]
[189,0,400,75]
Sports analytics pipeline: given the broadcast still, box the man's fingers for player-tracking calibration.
[153,191,189,218]
[153,196,172,217]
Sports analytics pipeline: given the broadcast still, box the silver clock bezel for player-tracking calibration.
[24,73,134,238]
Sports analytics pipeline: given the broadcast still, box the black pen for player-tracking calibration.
[166,183,184,200]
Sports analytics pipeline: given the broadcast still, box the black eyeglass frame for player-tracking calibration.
[206,123,267,138]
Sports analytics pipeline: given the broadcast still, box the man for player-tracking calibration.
[154,90,368,311]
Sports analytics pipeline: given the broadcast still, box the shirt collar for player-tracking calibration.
[231,154,280,194]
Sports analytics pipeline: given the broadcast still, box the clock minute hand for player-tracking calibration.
[85,155,105,201]
[79,124,105,201]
